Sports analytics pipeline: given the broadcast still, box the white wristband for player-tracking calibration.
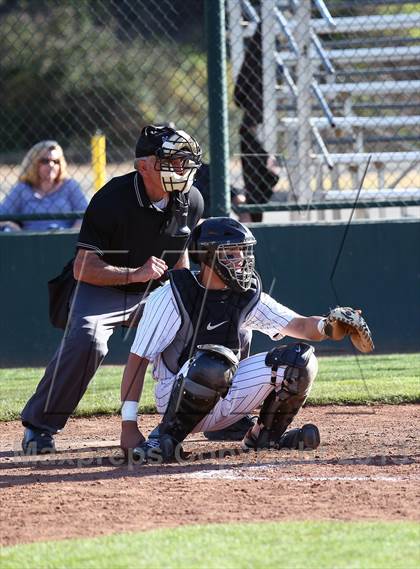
[317,318,326,336]
[121,400,138,422]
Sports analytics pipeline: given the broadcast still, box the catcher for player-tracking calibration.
[120,217,374,461]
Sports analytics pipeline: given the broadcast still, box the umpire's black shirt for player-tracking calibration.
[77,172,204,293]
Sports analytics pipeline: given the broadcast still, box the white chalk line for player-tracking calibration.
[181,467,420,483]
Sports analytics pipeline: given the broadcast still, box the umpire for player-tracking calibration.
[21,125,204,454]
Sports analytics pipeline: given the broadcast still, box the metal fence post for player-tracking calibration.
[206,0,230,217]
[294,0,313,204]
[261,0,277,157]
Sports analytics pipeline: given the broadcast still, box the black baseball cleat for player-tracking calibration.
[241,423,320,451]
[22,427,56,455]
[131,427,185,464]
[132,438,161,464]
[276,423,320,450]
[203,415,257,441]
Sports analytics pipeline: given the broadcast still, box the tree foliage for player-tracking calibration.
[0,0,208,159]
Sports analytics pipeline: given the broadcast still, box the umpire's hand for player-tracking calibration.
[130,256,168,283]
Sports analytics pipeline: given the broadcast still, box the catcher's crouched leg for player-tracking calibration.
[242,342,320,451]
[133,344,239,463]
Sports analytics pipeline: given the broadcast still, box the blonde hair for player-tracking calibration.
[19,140,69,187]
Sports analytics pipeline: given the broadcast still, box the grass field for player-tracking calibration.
[1,521,419,569]
[0,353,418,421]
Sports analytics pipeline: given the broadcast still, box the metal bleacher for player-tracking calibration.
[228,0,420,218]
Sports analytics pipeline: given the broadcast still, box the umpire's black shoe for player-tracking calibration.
[242,423,320,451]
[203,415,257,441]
[22,427,55,455]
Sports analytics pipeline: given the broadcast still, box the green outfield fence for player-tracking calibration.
[0,0,420,226]
[1,219,419,366]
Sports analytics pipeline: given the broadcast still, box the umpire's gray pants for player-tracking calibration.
[21,282,146,433]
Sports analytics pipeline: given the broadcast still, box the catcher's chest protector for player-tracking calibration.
[162,269,261,374]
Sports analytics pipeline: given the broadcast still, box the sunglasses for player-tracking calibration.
[39,158,60,165]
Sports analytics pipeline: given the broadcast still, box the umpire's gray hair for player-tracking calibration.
[133,156,154,171]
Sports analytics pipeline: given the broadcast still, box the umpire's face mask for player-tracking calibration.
[155,130,202,193]
[157,156,197,193]
[154,130,202,237]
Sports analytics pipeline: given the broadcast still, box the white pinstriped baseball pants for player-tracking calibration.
[154,352,287,433]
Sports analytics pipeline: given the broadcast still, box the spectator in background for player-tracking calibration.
[0,140,87,231]
[234,23,280,223]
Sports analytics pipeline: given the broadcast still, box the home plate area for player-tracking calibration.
[1,404,419,546]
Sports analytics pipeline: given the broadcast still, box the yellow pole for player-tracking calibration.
[91,131,106,192]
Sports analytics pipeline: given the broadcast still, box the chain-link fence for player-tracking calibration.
[228,0,420,221]
[1,0,420,230]
[0,0,208,230]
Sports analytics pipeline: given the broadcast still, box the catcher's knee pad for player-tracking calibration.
[259,343,318,439]
[265,342,318,395]
[160,344,239,444]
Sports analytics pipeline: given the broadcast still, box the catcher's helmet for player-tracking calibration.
[135,125,202,193]
[189,217,256,292]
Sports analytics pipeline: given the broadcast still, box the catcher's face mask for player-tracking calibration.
[213,243,255,292]
[155,130,202,193]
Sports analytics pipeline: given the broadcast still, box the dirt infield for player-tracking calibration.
[1,405,419,547]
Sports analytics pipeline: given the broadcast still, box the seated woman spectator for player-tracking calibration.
[0,140,88,231]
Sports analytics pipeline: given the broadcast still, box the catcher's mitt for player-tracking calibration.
[322,307,374,353]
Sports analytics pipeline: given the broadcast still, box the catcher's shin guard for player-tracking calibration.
[159,345,239,454]
[249,343,318,448]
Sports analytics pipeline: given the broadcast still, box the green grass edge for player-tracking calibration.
[1,521,419,569]
[1,353,419,421]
